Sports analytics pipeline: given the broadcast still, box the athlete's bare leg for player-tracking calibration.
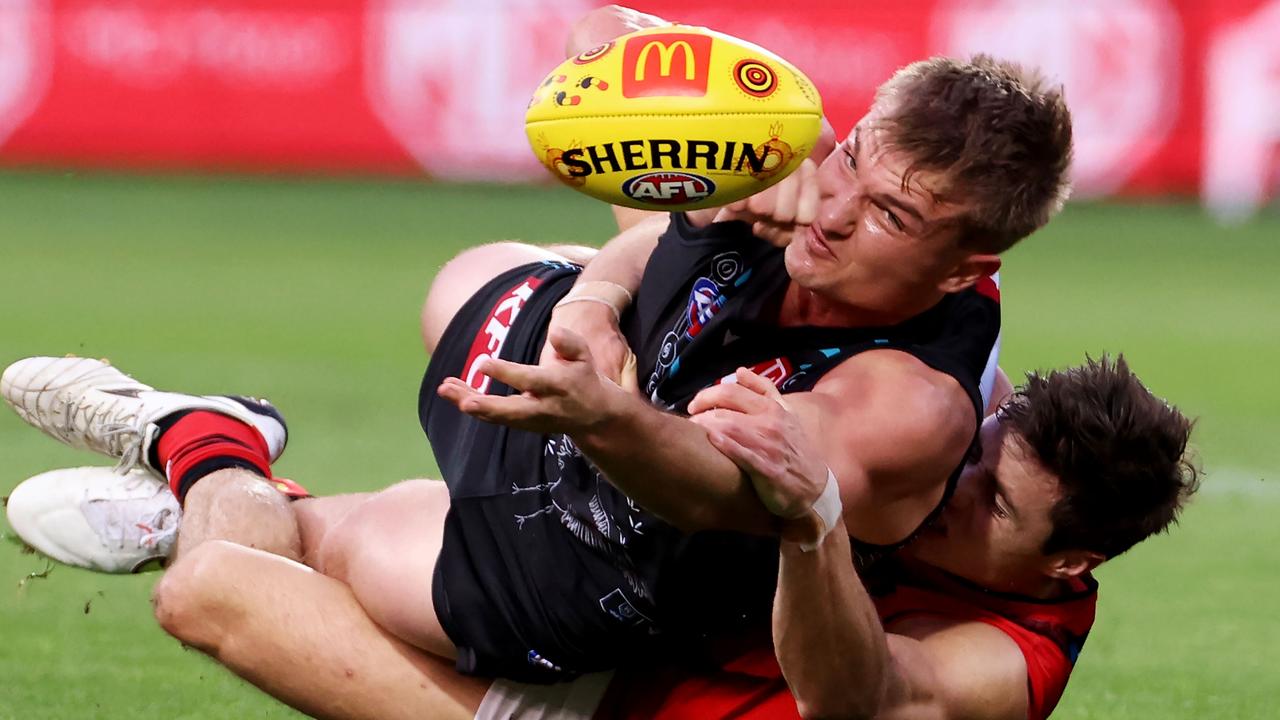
[312,479,456,657]
[169,469,303,564]
[294,491,375,568]
[421,241,597,354]
[153,539,487,720]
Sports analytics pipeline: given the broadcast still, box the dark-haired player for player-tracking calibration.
[5,356,1193,719]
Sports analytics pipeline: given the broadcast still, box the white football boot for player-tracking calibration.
[1,356,287,478]
[6,467,180,573]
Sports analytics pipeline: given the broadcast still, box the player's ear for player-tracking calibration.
[938,254,1000,294]
[1043,549,1104,580]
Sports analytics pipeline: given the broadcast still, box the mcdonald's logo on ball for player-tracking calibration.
[622,33,713,98]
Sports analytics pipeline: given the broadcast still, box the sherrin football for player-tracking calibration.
[526,25,823,211]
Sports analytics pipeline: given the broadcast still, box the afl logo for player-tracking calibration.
[733,59,778,98]
[622,172,716,205]
[688,277,720,330]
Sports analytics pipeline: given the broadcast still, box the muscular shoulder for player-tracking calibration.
[811,350,975,481]
[883,616,1029,720]
[781,350,975,544]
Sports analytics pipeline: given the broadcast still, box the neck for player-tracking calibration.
[778,282,947,328]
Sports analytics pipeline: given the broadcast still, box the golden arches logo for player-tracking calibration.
[734,59,778,98]
[621,32,711,98]
[635,40,697,81]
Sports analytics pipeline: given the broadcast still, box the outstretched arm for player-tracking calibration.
[439,328,783,535]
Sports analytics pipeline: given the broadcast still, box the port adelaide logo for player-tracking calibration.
[622,171,716,204]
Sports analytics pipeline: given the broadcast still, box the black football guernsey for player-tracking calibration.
[422,213,1000,682]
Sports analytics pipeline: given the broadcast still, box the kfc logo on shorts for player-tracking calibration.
[933,0,1179,195]
[462,276,543,393]
[0,0,52,149]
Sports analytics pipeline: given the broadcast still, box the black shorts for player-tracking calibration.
[420,261,676,683]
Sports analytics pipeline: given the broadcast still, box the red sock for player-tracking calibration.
[155,411,272,503]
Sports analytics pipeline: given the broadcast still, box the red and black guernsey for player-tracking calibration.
[420,214,999,683]
[599,562,1098,720]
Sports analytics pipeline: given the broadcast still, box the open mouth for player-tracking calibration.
[805,225,836,260]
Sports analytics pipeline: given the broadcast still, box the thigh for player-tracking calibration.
[154,540,487,720]
[292,492,374,568]
[422,242,578,354]
[318,479,456,658]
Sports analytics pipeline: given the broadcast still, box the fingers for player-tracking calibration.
[687,407,739,434]
[746,182,782,220]
[751,220,794,248]
[688,380,775,416]
[772,171,800,225]
[548,326,592,364]
[618,350,639,394]
[437,376,481,406]
[705,428,773,480]
[795,160,819,227]
[438,376,549,426]
[477,357,560,396]
[734,367,784,400]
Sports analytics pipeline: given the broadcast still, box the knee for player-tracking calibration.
[152,540,243,652]
[543,244,598,265]
[421,242,564,353]
[314,480,438,583]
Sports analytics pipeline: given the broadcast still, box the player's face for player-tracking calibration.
[784,114,974,312]
[905,415,1064,592]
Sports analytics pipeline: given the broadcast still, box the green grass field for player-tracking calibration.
[0,170,1276,719]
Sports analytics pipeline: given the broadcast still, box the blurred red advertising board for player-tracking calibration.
[0,0,1275,216]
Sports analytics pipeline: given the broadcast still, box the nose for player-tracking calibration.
[816,159,862,238]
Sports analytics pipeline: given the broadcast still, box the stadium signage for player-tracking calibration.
[622,33,713,97]
[560,139,769,178]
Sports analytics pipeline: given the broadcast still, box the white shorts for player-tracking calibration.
[474,671,615,720]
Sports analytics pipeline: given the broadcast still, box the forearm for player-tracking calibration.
[775,520,890,720]
[574,213,668,296]
[574,392,780,534]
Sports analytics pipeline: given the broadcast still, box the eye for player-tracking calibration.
[991,500,1010,520]
[842,145,857,170]
[883,207,904,232]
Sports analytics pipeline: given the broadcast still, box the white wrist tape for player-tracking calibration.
[553,295,622,323]
[799,468,843,552]
[553,281,634,323]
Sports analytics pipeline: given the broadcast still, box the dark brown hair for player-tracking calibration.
[874,55,1074,253]
[1000,356,1199,559]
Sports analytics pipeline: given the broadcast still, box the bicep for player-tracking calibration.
[878,619,1029,720]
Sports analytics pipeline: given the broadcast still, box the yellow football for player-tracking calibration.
[525,25,823,211]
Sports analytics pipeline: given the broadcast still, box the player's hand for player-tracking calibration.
[687,368,830,543]
[713,159,819,247]
[439,326,627,435]
[541,301,637,393]
[565,5,670,58]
